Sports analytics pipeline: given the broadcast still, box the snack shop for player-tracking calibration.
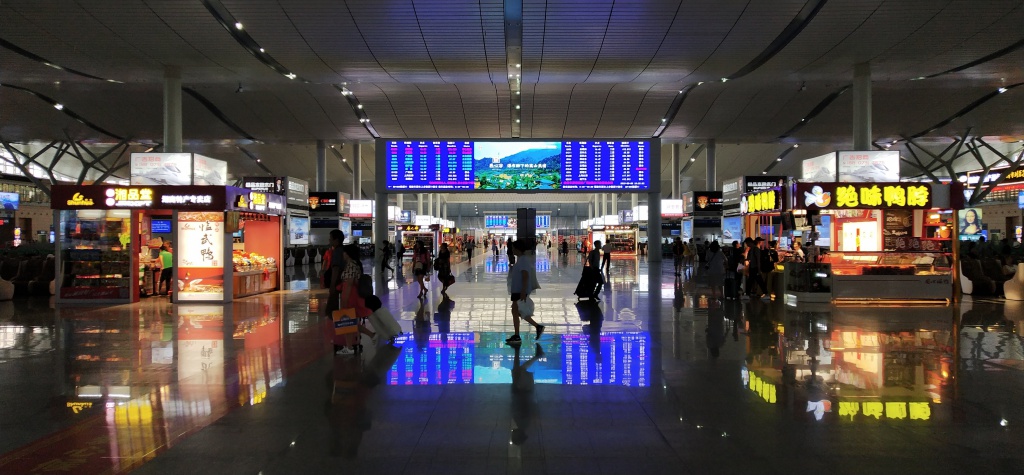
[792,181,961,302]
[51,184,286,304]
[588,224,638,255]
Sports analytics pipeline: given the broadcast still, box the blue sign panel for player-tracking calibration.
[383,140,652,192]
[385,141,474,190]
[0,192,18,210]
[485,215,509,228]
[1018,191,1024,209]
[536,214,550,229]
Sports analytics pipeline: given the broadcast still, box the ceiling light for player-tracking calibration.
[508,74,513,78]
[721,78,728,82]
[235,22,244,30]
[762,171,767,175]
[793,144,799,148]
[53,103,64,110]
[776,158,782,162]
[998,87,1008,93]
[515,119,520,123]
[285,73,296,80]
[516,91,520,95]
[515,63,521,68]
[256,159,261,162]
[800,118,806,122]
[342,158,347,162]
[259,48,265,53]
[330,145,334,148]
[515,105,520,109]
[357,104,363,109]
[697,82,704,86]
[661,118,667,122]
[689,157,695,162]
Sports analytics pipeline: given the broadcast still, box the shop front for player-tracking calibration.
[589,224,637,255]
[51,185,285,304]
[793,181,960,302]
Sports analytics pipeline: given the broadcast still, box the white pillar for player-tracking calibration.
[706,139,716,191]
[853,62,872,151]
[163,66,182,153]
[671,143,680,198]
[428,194,434,218]
[417,194,424,215]
[352,142,362,198]
[397,193,403,210]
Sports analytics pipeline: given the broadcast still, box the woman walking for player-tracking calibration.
[506,240,545,345]
[412,241,431,298]
[436,242,453,295]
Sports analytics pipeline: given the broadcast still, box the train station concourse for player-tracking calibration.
[1,1,1024,474]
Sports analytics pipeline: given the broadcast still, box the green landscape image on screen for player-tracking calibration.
[473,142,562,190]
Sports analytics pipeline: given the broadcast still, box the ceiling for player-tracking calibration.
[2,0,1024,199]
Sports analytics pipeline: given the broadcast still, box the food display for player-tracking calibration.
[232,250,277,272]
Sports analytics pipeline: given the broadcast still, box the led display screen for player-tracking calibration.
[382,139,654,192]
[150,219,172,234]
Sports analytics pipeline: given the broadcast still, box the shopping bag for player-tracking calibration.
[517,296,536,317]
[333,307,359,336]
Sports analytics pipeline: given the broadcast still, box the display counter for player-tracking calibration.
[824,251,952,301]
[782,262,833,305]
[233,268,279,298]
[600,225,637,255]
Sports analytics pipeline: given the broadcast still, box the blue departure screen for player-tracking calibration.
[383,140,652,191]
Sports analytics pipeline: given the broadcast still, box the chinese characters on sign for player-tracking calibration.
[795,183,933,209]
[106,188,154,207]
[741,189,781,214]
[177,212,225,302]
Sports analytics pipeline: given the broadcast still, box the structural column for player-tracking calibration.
[396,193,403,211]
[648,144,663,263]
[163,66,182,153]
[671,143,681,198]
[428,194,434,218]
[853,62,872,151]
[374,192,388,283]
[315,140,327,191]
[631,193,638,212]
[352,142,362,198]
[706,139,716,191]
[417,194,424,215]
[609,194,616,216]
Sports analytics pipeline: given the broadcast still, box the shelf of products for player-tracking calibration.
[59,210,133,301]
[231,251,277,273]
[604,231,637,255]
[826,252,951,276]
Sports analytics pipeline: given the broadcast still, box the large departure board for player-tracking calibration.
[380,139,655,192]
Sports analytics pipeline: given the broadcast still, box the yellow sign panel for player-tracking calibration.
[66,193,94,206]
[744,189,779,214]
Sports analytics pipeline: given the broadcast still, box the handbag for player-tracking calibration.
[517,296,535,318]
[332,307,359,336]
[736,263,745,273]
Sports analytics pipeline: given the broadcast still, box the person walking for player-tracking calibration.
[506,237,516,266]
[506,240,545,345]
[705,241,727,300]
[158,242,174,296]
[726,241,743,300]
[672,237,684,276]
[467,237,474,262]
[588,240,605,297]
[380,240,393,273]
[762,240,780,299]
[745,238,768,298]
[601,241,612,275]
[436,242,453,294]
[492,238,499,258]
[412,241,431,298]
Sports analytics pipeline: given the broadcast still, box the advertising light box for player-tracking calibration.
[349,200,373,218]
[838,151,900,182]
[0,192,19,210]
[381,139,656,192]
[801,152,837,182]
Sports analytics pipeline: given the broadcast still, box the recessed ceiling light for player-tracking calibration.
[776,158,782,162]
[53,103,64,110]
[515,105,520,109]
[235,22,244,30]
[259,48,265,53]
[721,78,728,82]
[697,82,704,86]
[285,73,296,79]
[793,144,799,148]
[762,171,767,174]
[357,104,363,109]
[998,87,1008,93]
[515,63,521,68]
[515,119,521,123]
[689,157,695,162]
[257,159,261,162]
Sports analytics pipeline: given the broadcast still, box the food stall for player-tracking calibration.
[594,224,637,255]
[398,224,439,254]
[51,184,286,304]
[793,181,960,302]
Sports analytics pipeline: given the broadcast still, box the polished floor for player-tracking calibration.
[1,250,1023,474]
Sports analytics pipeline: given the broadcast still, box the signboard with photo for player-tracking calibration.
[661,199,684,217]
[883,209,913,251]
[801,152,837,182]
[349,200,373,218]
[307,192,339,213]
[131,153,192,186]
[192,154,228,186]
[838,151,900,182]
[176,212,225,302]
[958,208,987,240]
[288,214,310,245]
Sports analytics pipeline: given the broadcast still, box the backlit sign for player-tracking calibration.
[0,192,19,210]
[308,192,339,212]
[741,188,782,214]
[661,199,684,217]
[107,188,154,207]
[161,194,214,205]
[963,166,1024,186]
[237,192,269,212]
[795,183,933,209]
[66,193,94,206]
[693,191,723,212]
[349,200,373,217]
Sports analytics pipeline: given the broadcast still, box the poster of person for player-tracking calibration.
[958,208,985,238]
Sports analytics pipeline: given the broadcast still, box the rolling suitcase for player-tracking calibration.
[331,298,363,353]
[574,267,601,301]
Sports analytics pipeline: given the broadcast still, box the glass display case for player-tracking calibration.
[604,229,637,255]
[58,210,134,302]
[824,251,953,301]
[826,252,952,276]
[783,262,833,304]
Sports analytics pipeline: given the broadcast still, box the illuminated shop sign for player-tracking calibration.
[741,188,782,214]
[398,225,424,232]
[66,401,93,414]
[161,194,214,205]
[837,401,931,421]
[308,192,339,212]
[107,188,154,207]
[795,183,933,209]
[66,193,94,206]
[237,192,269,212]
[349,200,373,217]
[602,225,634,231]
[963,166,1024,186]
